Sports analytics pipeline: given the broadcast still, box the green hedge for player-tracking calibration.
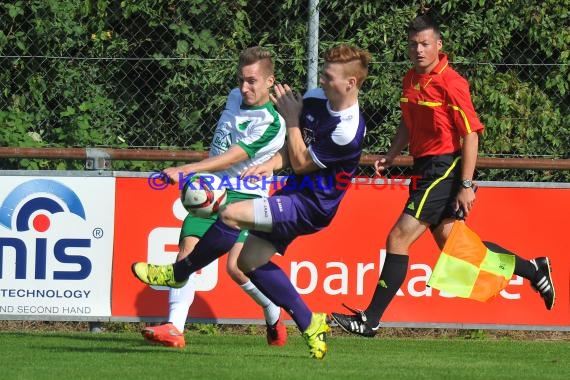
[1,0,568,180]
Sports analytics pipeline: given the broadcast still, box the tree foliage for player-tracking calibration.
[0,0,568,180]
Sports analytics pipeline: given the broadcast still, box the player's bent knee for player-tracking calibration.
[237,255,255,274]
[218,205,238,227]
[227,267,247,283]
[387,229,403,245]
[226,260,247,281]
[386,230,411,253]
[219,203,251,230]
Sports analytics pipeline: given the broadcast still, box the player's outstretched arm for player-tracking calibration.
[163,145,249,184]
[240,145,288,181]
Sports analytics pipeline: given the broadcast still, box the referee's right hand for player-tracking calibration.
[374,156,393,175]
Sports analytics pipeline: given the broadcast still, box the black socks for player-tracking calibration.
[364,253,409,325]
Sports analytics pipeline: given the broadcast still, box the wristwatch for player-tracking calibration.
[461,179,473,189]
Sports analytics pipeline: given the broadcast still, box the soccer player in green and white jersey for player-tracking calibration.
[141,46,287,348]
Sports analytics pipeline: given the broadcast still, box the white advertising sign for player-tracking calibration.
[0,176,115,318]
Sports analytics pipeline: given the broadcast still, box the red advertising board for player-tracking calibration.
[112,177,569,328]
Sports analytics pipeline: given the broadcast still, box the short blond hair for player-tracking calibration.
[238,46,274,76]
[324,44,371,88]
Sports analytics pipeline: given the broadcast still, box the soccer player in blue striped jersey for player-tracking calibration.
[132,44,371,359]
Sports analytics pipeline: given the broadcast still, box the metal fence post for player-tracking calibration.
[307,0,319,90]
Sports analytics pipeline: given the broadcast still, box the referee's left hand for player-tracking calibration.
[455,186,476,217]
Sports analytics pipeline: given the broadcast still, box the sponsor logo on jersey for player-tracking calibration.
[237,120,252,131]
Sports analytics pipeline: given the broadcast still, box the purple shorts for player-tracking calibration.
[250,193,331,254]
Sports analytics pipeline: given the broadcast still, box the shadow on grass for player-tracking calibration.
[0,331,141,343]
[30,340,305,359]
[1,330,312,360]
[33,344,217,355]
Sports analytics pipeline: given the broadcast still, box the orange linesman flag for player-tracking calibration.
[427,221,515,302]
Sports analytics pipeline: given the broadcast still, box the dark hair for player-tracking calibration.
[408,15,441,39]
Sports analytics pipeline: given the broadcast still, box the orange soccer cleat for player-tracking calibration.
[266,318,287,346]
[141,323,186,348]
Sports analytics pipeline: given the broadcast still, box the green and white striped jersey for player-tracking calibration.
[209,88,286,197]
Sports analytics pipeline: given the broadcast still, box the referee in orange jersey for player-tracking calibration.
[332,14,555,337]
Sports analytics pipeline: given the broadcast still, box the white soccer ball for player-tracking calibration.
[180,173,228,218]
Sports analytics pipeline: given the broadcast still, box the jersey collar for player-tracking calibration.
[431,53,449,75]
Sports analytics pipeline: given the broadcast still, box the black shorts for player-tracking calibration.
[403,152,462,227]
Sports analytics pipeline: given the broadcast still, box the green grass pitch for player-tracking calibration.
[0,330,568,379]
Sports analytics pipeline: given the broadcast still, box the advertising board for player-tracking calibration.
[111,177,569,328]
[0,176,115,319]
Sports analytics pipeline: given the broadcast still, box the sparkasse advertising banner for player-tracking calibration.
[0,176,115,319]
[112,177,569,329]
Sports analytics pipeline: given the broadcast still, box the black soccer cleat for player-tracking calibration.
[330,304,380,338]
[530,257,555,310]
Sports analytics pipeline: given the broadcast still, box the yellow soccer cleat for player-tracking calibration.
[131,262,187,288]
[302,312,331,359]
